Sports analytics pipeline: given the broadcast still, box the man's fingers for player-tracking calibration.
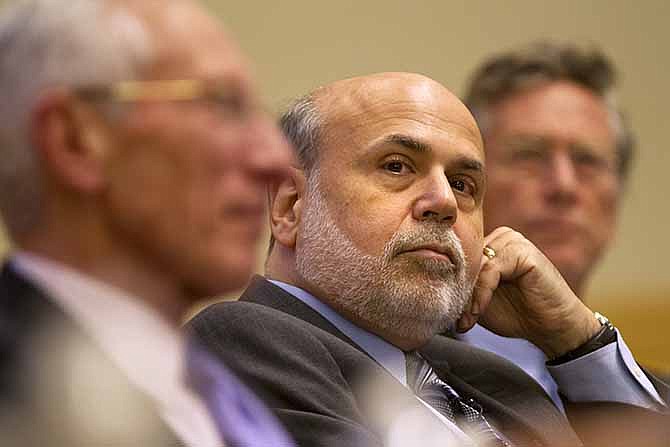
[479,226,518,270]
[473,259,502,311]
[456,314,475,333]
[481,228,538,284]
[483,226,517,246]
[458,260,501,333]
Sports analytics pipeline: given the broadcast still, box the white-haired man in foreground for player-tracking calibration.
[0,1,294,446]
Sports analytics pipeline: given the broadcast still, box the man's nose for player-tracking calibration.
[245,115,294,183]
[544,150,578,204]
[412,171,458,224]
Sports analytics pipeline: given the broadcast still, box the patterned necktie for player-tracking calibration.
[185,340,295,447]
[405,351,512,447]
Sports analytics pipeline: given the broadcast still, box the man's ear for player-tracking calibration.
[269,166,306,249]
[31,92,111,193]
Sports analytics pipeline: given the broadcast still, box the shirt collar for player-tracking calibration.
[269,279,407,386]
[11,252,185,400]
[9,252,226,446]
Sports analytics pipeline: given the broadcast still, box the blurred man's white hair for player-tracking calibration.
[0,0,155,238]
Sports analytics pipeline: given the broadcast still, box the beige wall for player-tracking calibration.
[1,0,667,369]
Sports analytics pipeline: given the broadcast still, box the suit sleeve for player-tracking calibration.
[187,301,382,447]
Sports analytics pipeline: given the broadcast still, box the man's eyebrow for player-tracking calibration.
[455,157,484,173]
[383,133,432,153]
[383,133,484,171]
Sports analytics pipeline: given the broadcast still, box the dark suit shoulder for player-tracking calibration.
[189,299,377,402]
[190,299,352,361]
[189,300,383,447]
[0,262,181,446]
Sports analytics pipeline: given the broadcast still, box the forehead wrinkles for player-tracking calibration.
[316,81,483,157]
[486,83,614,144]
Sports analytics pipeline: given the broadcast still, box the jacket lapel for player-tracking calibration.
[239,276,371,355]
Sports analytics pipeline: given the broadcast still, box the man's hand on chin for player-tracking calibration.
[456,226,601,360]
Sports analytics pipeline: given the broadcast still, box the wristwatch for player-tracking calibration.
[547,312,618,365]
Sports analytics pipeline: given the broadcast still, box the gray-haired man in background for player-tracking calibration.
[458,41,661,410]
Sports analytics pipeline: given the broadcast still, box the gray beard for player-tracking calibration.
[296,176,474,345]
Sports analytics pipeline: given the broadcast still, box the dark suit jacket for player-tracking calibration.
[189,276,670,447]
[189,276,575,446]
[0,262,183,446]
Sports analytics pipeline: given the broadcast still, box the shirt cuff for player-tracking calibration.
[547,329,665,408]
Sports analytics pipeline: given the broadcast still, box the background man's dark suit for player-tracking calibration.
[190,276,584,447]
[0,263,182,447]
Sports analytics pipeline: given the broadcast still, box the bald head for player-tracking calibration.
[285,73,482,174]
[316,72,478,128]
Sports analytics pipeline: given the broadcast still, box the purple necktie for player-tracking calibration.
[185,340,295,447]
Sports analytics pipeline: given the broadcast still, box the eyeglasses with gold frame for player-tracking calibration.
[73,79,264,122]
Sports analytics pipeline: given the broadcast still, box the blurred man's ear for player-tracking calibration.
[269,167,305,249]
[31,92,110,193]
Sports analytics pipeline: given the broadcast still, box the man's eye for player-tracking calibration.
[384,160,411,174]
[571,149,613,171]
[203,92,254,121]
[513,148,545,161]
[215,96,247,117]
[450,178,474,195]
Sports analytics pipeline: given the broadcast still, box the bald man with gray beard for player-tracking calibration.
[190,72,670,447]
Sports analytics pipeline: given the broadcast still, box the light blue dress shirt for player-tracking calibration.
[271,280,666,415]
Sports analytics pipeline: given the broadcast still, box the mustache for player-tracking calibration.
[384,225,466,270]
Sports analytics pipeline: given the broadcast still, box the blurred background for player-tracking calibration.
[0,0,667,372]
